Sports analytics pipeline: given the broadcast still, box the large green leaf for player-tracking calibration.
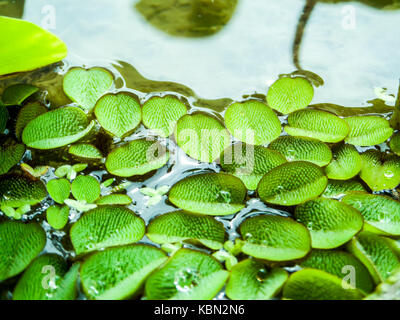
[0,142,25,175]
[0,17,67,75]
[71,175,101,203]
[325,144,362,180]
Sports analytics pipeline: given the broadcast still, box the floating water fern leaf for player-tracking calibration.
[282,268,364,300]
[294,198,363,249]
[325,144,362,180]
[68,144,103,159]
[142,95,187,137]
[390,132,400,156]
[22,106,94,149]
[1,84,39,106]
[220,143,286,190]
[94,92,141,137]
[239,215,311,261]
[0,221,46,281]
[343,193,400,236]
[105,139,169,177]
[144,248,229,300]
[344,115,393,146]
[0,16,67,75]
[284,109,350,143]
[15,102,47,140]
[175,113,230,163]
[225,259,288,300]
[266,77,314,114]
[0,142,25,175]
[224,100,281,145]
[300,249,374,294]
[70,205,145,255]
[168,173,246,215]
[321,180,367,198]
[95,194,132,205]
[147,211,226,250]
[13,254,79,300]
[269,136,332,166]
[46,178,70,204]
[80,244,167,300]
[257,161,327,206]
[46,205,69,230]
[63,67,113,110]
[71,175,101,203]
[359,149,400,191]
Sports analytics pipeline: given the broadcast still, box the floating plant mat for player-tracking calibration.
[1,62,400,302]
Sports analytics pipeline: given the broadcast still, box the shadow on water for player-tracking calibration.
[0,0,25,18]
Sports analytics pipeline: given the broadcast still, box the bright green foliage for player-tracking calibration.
[269,136,332,166]
[239,215,311,261]
[71,175,101,203]
[15,102,47,140]
[46,178,70,204]
[347,232,400,284]
[63,67,113,110]
[343,193,400,236]
[325,144,362,180]
[0,105,9,132]
[175,113,230,163]
[294,198,363,249]
[220,143,286,190]
[224,100,281,145]
[81,245,167,300]
[22,106,94,149]
[94,93,141,137]
[0,143,25,175]
[359,149,400,191]
[0,16,67,75]
[344,116,393,146]
[389,132,400,156]
[0,221,46,281]
[142,95,187,137]
[266,77,314,114]
[300,249,374,294]
[1,84,38,106]
[169,173,247,215]
[145,248,229,300]
[105,139,169,177]
[70,205,145,255]
[0,174,47,207]
[46,205,69,230]
[257,161,328,206]
[321,180,366,198]
[225,259,288,300]
[95,194,132,205]
[285,109,350,143]
[147,211,226,250]
[282,269,364,300]
[13,254,79,300]
[68,144,103,159]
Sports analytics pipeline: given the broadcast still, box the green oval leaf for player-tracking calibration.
[0,142,25,175]
[285,109,350,143]
[269,136,332,167]
[220,143,286,190]
[343,193,400,236]
[0,221,46,281]
[94,92,141,137]
[239,215,311,261]
[80,244,167,300]
[68,144,103,159]
[266,77,314,114]
[169,173,246,215]
[46,178,70,204]
[295,198,363,249]
[95,194,132,205]
[105,139,169,177]
[147,211,226,250]
[0,16,67,75]
[22,106,94,150]
[257,161,327,206]
[325,144,362,180]
[389,132,400,156]
[144,248,229,300]
[344,116,393,146]
[15,102,47,140]
[175,113,230,163]
[225,259,288,300]
[1,84,39,106]
[46,205,69,230]
[142,95,187,137]
[71,175,101,203]
[70,205,145,255]
[321,180,367,198]
[63,67,113,110]
[224,100,281,145]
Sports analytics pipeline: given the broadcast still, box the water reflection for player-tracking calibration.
[135,0,238,37]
